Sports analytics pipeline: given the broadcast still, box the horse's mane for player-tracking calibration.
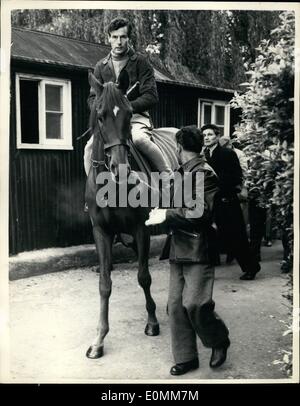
[89,82,132,133]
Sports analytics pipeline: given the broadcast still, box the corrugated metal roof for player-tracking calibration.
[11,28,234,93]
[11,28,107,69]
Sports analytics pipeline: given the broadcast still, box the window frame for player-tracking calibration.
[16,73,73,150]
[198,98,230,137]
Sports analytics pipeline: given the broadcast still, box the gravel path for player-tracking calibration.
[5,241,293,383]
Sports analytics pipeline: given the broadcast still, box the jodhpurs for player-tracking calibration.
[83,113,171,175]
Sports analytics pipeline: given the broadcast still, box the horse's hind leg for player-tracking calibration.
[86,226,113,358]
[135,226,159,336]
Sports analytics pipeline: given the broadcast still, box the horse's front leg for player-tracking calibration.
[135,225,159,336]
[86,226,113,358]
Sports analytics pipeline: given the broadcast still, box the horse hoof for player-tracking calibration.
[86,345,104,359]
[145,323,160,336]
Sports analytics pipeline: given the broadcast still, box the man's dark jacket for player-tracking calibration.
[205,144,243,199]
[160,156,219,264]
[205,143,259,275]
[87,48,159,114]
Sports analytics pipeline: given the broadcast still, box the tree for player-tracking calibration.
[11,9,281,89]
[231,11,295,270]
[229,10,280,65]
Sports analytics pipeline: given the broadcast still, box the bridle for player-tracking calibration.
[91,116,132,174]
[90,79,135,174]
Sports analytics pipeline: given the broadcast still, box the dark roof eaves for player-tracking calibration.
[156,78,235,94]
[11,56,235,94]
[12,28,235,93]
[12,27,111,50]
[11,55,93,71]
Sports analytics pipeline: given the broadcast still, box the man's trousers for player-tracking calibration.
[168,262,229,364]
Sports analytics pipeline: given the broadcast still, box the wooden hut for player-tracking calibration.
[10,28,235,254]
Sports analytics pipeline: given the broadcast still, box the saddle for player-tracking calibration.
[116,128,179,249]
[129,127,179,181]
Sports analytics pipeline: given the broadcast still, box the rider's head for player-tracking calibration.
[107,17,133,38]
[107,18,132,57]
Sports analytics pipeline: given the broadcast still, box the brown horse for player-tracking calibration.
[85,70,176,358]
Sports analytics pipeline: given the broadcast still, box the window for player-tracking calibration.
[198,99,230,137]
[16,74,73,150]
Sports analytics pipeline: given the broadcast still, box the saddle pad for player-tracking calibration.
[151,127,180,172]
[129,127,180,180]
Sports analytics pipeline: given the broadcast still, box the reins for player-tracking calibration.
[89,80,134,178]
[91,124,109,174]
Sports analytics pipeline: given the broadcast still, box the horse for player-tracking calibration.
[85,70,178,358]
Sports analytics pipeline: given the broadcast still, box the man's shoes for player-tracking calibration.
[170,358,199,376]
[214,256,221,266]
[240,263,261,280]
[210,340,230,368]
[240,272,257,280]
[281,260,290,273]
[226,254,235,265]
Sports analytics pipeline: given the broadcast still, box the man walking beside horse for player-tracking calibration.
[146,126,230,375]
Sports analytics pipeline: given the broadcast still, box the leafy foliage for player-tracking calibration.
[273,274,293,377]
[11,9,280,88]
[231,11,295,267]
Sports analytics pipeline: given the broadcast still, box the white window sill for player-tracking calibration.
[17,143,74,150]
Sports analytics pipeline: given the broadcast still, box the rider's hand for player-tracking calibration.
[145,208,167,226]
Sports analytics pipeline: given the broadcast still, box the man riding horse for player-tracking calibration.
[84,17,181,359]
[84,17,173,179]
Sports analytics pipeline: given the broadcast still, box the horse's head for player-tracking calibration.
[89,70,133,181]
